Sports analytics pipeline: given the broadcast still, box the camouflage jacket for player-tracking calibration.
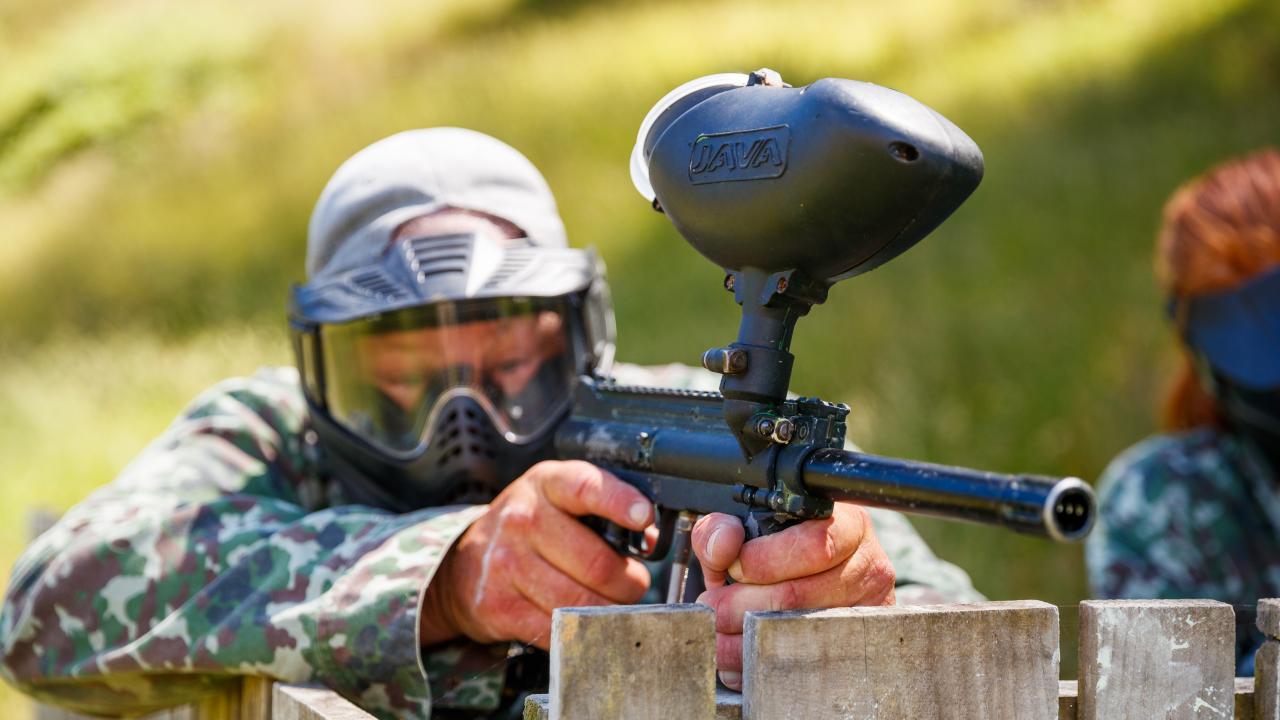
[1087,427,1280,674]
[1,365,981,719]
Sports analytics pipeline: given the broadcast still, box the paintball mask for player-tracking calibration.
[1172,265,1280,443]
[292,231,614,511]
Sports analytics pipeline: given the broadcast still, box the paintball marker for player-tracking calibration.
[555,70,1096,603]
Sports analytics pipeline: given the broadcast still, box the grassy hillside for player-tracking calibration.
[1,0,1278,712]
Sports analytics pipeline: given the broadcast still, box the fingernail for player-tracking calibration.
[719,671,741,690]
[728,559,744,582]
[629,501,650,527]
[706,525,725,558]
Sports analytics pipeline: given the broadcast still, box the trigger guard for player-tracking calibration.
[630,508,677,561]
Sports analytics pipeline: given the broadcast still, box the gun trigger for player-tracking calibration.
[583,516,644,557]
[601,521,630,553]
[744,510,800,539]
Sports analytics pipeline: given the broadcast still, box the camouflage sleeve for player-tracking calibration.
[0,368,492,720]
[1086,436,1205,600]
[867,508,986,604]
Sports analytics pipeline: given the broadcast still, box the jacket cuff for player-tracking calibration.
[421,638,510,710]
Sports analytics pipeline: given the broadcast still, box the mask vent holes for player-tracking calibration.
[349,270,408,300]
[484,248,537,289]
[889,141,920,163]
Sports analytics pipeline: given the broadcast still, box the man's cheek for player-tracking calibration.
[493,365,539,399]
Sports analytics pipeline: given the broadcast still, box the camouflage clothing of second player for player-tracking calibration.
[1087,427,1280,674]
[1,364,982,719]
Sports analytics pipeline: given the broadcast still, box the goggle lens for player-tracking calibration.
[316,297,578,454]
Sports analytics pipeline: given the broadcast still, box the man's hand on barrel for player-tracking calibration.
[691,504,896,690]
[421,460,652,648]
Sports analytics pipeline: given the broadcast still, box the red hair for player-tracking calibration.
[1158,148,1280,430]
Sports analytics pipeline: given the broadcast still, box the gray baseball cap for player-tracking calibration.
[306,128,567,281]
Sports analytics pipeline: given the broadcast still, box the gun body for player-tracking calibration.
[556,376,1094,562]
[569,72,1095,594]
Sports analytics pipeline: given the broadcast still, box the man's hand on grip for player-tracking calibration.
[421,460,653,648]
[691,503,896,690]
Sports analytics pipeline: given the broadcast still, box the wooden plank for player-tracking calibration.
[714,688,742,720]
[191,681,241,720]
[272,684,376,720]
[1261,599,1280,719]
[1065,680,1267,720]
[529,688,740,719]
[742,600,1059,720]
[1059,679,1077,720]
[1079,599,1234,720]
[241,677,274,719]
[549,604,715,720]
[1259,641,1280,720]
[35,705,96,720]
[33,684,243,720]
[1259,599,1280,641]
[1238,676,1257,720]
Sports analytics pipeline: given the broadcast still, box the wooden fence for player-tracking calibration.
[33,679,378,720]
[32,598,1280,719]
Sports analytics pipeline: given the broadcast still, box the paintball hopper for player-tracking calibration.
[631,70,984,283]
[631,70,986,457]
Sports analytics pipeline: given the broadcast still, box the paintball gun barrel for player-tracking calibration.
[558,70,1095,596]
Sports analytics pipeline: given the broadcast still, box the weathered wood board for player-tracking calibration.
[742,600,1059,720]
[526,688,741,720]
[1258,599,1280,641]
[1079,599,1234,720]
[35,678,254,720]
[1258,640,1279,720]
[1059,679,1078,719]
[241,677,273,719]
[549,604,716,720]
[272,684,375,720]
[1066,677,1253,720]
[17,598,1269,720]
[714,687,742,720]
[1238,676,1257,720]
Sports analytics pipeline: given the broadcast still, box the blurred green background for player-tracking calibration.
[1,0,1278,714]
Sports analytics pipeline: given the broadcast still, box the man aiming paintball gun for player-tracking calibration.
[0,70,1091,720]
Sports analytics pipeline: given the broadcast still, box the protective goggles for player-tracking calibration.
[294,296,583,455]
[1169,265,1280,390]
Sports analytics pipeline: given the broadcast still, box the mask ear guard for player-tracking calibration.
[290,316,326,411]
